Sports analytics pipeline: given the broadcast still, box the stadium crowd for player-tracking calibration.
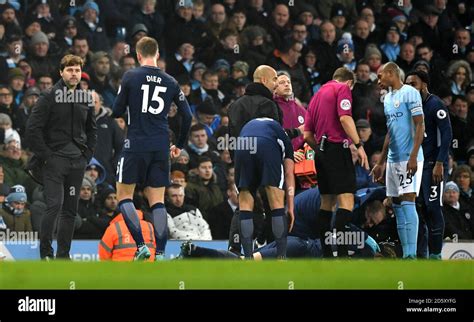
[0,0,473,258]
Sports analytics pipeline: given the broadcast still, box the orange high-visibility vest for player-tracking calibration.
[98,210,156,261]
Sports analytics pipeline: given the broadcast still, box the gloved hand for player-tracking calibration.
[365,235,381,254]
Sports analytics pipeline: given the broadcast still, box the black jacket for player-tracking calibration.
[208,199,236,240]
[94,107,124,185]
[25,79,97,162]
[228,82,282,138]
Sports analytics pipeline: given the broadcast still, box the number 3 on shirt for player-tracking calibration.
[141,84,167,114]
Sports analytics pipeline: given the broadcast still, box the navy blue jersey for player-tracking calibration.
[421,94,452,166]
[292,188,320,239]
[112,66,192,152]
[240,118,294,161]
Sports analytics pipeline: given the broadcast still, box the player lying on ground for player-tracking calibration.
[178,187,382,260]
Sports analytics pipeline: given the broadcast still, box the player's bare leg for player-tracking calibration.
[144,186,167,260]
[116,182,150,260]
[239,189,255,258]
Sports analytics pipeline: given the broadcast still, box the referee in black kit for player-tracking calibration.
[26,54,97,260]
[304,67,369,257]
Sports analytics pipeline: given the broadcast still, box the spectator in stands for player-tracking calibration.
[446,60,472,95]
[0,86,16,123]
[91,91,123,185]
[166,183,212,240]
[352,61,377,120]
[88,51,115,107]
[0,135,36,198]
[0,113,20,145]
[190,70,226,109]
[241,25,272,76]
[85,158,108,195]
[185,156,224,220]
[207,3,230,41]
[166,43,195,78]
[267,40,309,102]
[365,44,383,81]
[450,95,472,161]
[74,175,102,239]
[330,3,349,39]
[336,38,356,71]
[129,0,165,46]
[36,74,53,92]
[380,24,401,62]
[395,42,416,74]
[22,17,42,49]
[208,182,238,239]
[8,68,24,105]
[230,7,247,33]
[220,60,250,97]
[15,86,40,138]
[185,123,220,170]
[302,47,323,96]
[453,165,474,210]
[27,31,57,80]
[209,28,243,67]
[71,36,92,71]
[447,28,471,61]
[443,181,473,240]
[297,4,320,45]
[99,209,155,261]
[360,6,382,44]
[77,1,109,52]
[1,34,25,70]
[244,0,272,28]
[108,40,127,75]
[291,22,309,50]
[352,19,370,61]
[57,16,77,55]
[355,119,384,161]
[119,54,136,72]
[0,184,32,232]
[0,3,21,39]
[166,0,212,55]
[268,4,292,51]
[409,5,443,52]
[195,97,220,141]
[192,0,206,23]
[313,21,339,83]
[415,43,446,91]
[171,169,187,188]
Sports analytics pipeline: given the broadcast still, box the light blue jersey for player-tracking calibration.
[384,85,424,163]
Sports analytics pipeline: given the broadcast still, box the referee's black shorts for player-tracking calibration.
[314,142,356,195]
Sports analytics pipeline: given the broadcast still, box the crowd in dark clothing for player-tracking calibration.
[0,0,472,243]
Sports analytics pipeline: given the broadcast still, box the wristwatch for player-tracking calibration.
[355,142,363,149]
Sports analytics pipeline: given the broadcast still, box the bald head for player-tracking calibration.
[253,65,278,92]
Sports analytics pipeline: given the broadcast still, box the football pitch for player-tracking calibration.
[0,260,473,290]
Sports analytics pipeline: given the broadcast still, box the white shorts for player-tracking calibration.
[386,161,424,197]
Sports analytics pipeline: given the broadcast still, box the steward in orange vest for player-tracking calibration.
[99,210,156,261]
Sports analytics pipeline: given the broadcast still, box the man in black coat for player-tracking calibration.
[208,183,239,239]
[91,91,123,185]
[25,54,97,259]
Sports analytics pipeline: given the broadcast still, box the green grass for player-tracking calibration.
[0,260,473,290]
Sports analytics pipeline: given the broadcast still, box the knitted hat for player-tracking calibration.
[196,97,217,115]
[24,86,41,97]
[6,185,27,204]
[365,44,382,59]
[232,61,249,76]
[444,181,459,193]
[8,68,24,81]
[83,1,99,15]
[30,31,49,47]
[130,23,148,38]
[213,59,231,72]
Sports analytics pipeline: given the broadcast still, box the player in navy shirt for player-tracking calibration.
[112,37,192,260]
[234,118,295,258]
[405,70,452,259]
